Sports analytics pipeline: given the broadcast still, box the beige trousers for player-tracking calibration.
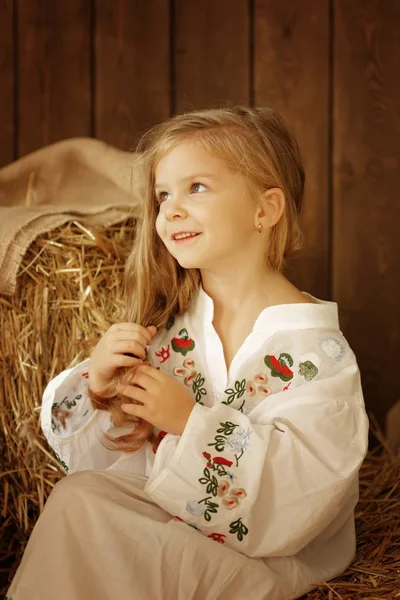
[7,470,302,600]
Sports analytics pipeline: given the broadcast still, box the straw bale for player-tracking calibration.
[0,220,399,599]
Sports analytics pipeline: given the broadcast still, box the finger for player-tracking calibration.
[112,332,151,350]
[120,402,145,419]
[113,355,144,368]
[112,340,147,360]
[110,324,156,345]
[117,383,149,405]
[136,364,163,382]
[132,370,160,393]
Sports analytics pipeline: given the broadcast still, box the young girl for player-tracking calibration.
[7,106,369,600]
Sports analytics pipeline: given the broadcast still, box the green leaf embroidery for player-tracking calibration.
[222,378,246,405]
[192,373,207,404]
[298,360,318,382]
[198,467,219,496]
[197,497,219,522]
[229,517,249,542]
[54,452,69,474]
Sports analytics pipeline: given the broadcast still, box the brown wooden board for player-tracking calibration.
[333,1,400,430]
[174,0,250,112]
[17,0,91,157]
[0,0,15,167]
[254,0,330,299]
[95,0,171,151]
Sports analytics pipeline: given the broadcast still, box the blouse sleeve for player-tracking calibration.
[40,358,137,475]
[143,336,369,558]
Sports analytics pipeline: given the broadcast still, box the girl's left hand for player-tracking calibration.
[116,365,195,435]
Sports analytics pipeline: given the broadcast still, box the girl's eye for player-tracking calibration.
[192,182,207,194]
[158,191,170,203]
[156,182,207,204]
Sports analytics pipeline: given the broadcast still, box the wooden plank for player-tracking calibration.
[174,0,250,112]
[254,0,330,299]
[334,0,400,431]
[17,0,91,157]
[0,0,15,167]
[95,0,170,150]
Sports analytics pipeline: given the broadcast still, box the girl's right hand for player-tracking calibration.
[88,323,158,397]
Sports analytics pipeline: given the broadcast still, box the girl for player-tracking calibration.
[7,106,369,600]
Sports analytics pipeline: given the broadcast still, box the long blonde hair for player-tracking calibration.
[88,106,305,453]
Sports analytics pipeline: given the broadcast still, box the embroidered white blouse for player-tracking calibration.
[40,285,369,590]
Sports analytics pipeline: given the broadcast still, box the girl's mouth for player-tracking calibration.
[173,233,202,245]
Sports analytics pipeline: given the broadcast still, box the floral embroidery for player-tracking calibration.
[223,378,246,407]
[319,336,346,361]
[217,479,247,509]
[152,430,168,453]
[173,359,197,384]
[208,532,226,544]
[54,452,69,474]
[171,328,195,356]
[202,451,233,476]
[298,360,319,382]
[246,372,271,396]
[155,345,170,363]
[229,517,249,541]
[62,393,83,410]
[264,352,294,381]
[188,422,250,538]
[207,421,252,467]
[196,496,219,521]
[81,371,89,378]
[283,382,292,391]
[223,372,273,411]
[51,392,85,433]
[51,404,72,432]
[173,359,207,405]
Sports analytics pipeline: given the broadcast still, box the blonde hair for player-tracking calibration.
[88,106,305,453]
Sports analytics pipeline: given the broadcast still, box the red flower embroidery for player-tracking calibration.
[212,457,233,467]
[81,372,89,379]
[155,345,170,363]
[171,328,196,356]
[152,430,168,453]
[202,453,233,469]
[269,355,292,376]
[208,532,226,544]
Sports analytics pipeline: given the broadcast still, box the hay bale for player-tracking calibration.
[1,220,399,598]
[0,218,135,593]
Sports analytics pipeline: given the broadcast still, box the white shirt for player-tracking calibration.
[40,284,369,590]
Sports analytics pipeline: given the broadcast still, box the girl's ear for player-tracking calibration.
[262,188,285,227]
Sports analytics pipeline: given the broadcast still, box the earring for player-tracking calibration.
[256,223,263,234]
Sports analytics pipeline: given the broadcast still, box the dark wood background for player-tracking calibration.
[0,0,399,434]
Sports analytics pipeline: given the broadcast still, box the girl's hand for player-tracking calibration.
[88,323,158,397]
[116,365,195,435]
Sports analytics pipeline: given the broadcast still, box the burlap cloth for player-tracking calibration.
[0,137,145,295]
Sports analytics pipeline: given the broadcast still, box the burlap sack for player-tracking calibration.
[0,138,145,295]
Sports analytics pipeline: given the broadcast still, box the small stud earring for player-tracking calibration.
[256,223,263,234]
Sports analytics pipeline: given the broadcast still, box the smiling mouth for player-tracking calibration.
[173,233,202,244]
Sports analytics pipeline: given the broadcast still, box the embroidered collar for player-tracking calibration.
[191,283,339,336]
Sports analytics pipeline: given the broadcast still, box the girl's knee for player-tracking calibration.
[45,470,103,510]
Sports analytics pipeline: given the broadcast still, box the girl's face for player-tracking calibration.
[154,141,261,271]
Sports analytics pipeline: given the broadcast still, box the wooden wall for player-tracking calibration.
[0,0,399,433]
